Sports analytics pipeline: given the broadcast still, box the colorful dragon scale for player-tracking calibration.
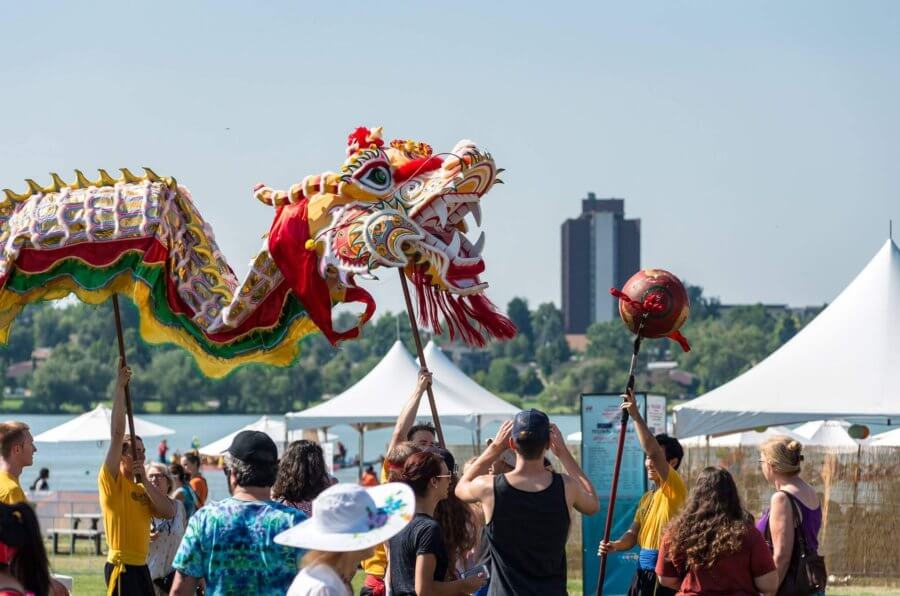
[0,128,515,377]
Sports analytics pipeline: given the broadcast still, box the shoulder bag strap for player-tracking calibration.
[779,490,811,555]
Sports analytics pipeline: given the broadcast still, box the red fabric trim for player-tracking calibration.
[393,156,443,184]
[15,237,166,273]
[268,200,355,345]
[667,330,691,352]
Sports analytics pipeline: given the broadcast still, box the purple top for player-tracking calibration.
[757,492,822,553]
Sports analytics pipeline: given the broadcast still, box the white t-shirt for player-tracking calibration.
[147,500,186,581]
[286,564,351,596]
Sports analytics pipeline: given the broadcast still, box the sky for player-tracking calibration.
[1,2,898,318]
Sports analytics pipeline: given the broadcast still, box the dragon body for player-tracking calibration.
[0,127,514,377]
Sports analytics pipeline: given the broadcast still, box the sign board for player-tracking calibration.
[580,393,667,595]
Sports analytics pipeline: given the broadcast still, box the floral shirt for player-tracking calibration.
[172,497,307,596]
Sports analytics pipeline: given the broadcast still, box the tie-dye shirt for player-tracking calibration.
[172,497,307,596]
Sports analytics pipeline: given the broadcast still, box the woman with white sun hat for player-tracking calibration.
[275,482,415,596]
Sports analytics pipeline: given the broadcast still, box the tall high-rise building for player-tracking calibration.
[561,193,641,333]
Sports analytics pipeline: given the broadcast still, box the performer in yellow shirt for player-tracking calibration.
[0,420,35,568]
[100,365,175,596]
[598,389,686,596]
[0,421,35,505]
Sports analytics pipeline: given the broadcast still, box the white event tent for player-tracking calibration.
[674,239,900,438]
[680,425,805,448]
[792,420,859,451]
[285,340,519,472]
[33,405,175,443]
[868,427,900,447]
[197,416,337,457]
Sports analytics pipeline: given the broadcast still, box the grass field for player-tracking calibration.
[49,545,900,595]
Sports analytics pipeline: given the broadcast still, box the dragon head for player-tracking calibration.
[260,126,515,346]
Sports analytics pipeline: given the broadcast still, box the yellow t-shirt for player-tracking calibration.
[98,464,152,565]
[635,465,687,550]
[0,471,26,505]
[361,461,391,577]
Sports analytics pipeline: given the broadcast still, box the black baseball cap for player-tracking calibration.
[512,409,550,442]
[225,430,278,464]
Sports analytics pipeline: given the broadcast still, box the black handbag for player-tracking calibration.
[765,491,827,595]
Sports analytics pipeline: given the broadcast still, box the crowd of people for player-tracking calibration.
[0,363,827,595]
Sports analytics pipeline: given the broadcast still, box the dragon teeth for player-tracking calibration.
[472,231,485,256]
[469,203,482,227]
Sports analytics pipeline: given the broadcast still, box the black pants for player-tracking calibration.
[628,568,676,596]
[104,562,155,596]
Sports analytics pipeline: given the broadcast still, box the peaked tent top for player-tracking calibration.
[793,419,859,450]
[674,239,900,438]
[33,405,175,443]
[285,341,518,430]
[197,416,337,456]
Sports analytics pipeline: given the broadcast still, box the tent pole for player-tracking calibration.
[358,424,365,480]
[112,295,140,483]
[476,415,482,451]
[397,269,446,448]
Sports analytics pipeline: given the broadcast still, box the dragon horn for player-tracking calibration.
[74,170,92,188]
[97,170,117,186]
[119,168,140,183]
[49,173,67,192]
[142,167,161,182]
[25,179,44,195]
[3,188,30,202]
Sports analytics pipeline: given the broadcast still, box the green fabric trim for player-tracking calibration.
[5,252,311,360]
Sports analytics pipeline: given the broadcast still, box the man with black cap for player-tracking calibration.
[170,430,307,596]
[456,409,599,596]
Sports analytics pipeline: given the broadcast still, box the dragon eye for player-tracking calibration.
[360,166,392,192]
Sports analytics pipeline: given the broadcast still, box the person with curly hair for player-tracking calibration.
[272,440,337,517]
[656,467,778,595]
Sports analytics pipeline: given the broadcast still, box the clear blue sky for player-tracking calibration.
[1,2,898,317]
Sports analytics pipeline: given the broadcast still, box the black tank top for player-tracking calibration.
[485,472,570,596]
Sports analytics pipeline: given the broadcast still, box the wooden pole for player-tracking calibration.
[111,295,140,483]
[596,315,647,596]
[397,269,446,448]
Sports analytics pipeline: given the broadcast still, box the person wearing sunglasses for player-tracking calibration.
[389,451,486,596]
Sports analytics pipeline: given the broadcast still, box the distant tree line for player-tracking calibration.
[0,285,821,414]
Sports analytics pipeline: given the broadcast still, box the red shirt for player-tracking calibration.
[656,525,776,595]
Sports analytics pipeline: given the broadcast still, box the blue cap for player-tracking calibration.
[512,409,550,442]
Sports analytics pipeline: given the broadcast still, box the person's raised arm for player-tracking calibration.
[456,420,512,503]
[103,365,131,479]
[388,370,432,454]
[622,389,669,482]
[549,424,599,515]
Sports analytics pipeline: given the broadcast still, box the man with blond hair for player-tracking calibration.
[0,421,36,505]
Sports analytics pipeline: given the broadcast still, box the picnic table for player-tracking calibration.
[46,512,104,555]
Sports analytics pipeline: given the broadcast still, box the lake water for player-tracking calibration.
[14,413,583,500]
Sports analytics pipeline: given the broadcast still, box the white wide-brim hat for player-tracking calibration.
[274,482,414,552]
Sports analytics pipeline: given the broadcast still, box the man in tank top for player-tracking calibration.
[456,409,599,596]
